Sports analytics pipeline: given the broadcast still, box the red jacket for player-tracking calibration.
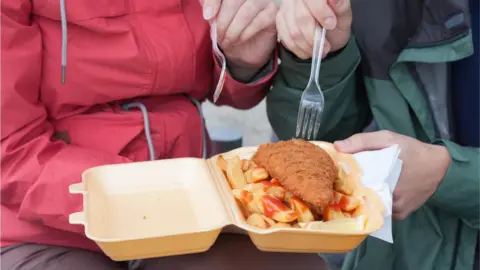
[1,0,275,251]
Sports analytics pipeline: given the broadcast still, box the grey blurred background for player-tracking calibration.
[202,100,273,146]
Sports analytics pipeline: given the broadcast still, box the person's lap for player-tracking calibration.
[1,235,327,270]
[0,242,126,270]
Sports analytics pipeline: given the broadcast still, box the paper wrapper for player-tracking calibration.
[351,145,402,243]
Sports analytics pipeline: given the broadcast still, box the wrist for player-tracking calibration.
[430,144,452,187]
[226,58,271,83]
[324,41,349,60]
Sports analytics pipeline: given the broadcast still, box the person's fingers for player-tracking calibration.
[303,0,337,30]
[276,8,310,59]
[328,0,351,15]
[392,195,409,220]
[333,130,398,153]
[321,39,332,58]
[295,1,316,50]
[392,211,408,220]
[238,1,277,44]
[223,0,268,47]
[327,0,352,31]
[285,0,313,55]
[201,0,222,20]
[216,0,245,42]
[392,191,404,215]
[277,14,309,59]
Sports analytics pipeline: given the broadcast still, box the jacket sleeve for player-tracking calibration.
[266,37,372,141]
[428,140,480,229]
[211,49,278,109]
[1,0,131,234]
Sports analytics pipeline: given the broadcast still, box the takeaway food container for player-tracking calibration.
[69,142,384,261]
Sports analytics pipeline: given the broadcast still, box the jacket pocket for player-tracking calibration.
[54,110,144,157]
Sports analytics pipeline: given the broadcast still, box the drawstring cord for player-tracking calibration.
[122,97,208,162]
[121,102,156,161]
[122,102,154,270]
[186,95,208,159]
[60,0,67,84]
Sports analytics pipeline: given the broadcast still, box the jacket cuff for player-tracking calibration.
[279,36,360,90]
[214,48,278,85]
[428,139,480,228]
[211,48,278,109]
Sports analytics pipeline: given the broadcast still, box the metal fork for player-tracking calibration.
[295,25,327,140]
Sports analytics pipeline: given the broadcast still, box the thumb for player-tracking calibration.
[333,131,396,154]
[201,0,221,20]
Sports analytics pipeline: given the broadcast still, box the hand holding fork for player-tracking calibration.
[276,0,353,139]
[296,25,327,140]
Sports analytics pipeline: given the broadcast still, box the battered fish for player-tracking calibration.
[251,139,337,214]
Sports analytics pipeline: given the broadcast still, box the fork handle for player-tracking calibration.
[307,25,327,88]
[211,20,227,103]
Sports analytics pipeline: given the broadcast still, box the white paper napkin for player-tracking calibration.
[352,145,402,243]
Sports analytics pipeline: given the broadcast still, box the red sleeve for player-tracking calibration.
[211,48,278,109]
[1,0,131,234]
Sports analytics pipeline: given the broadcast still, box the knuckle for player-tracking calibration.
[379,130,395,139]
[264,19,276,32]
[322,45,331,57]
[216,25,227,38]
[265,4,278,23]
[290,30,302,40]
[296,14,311,27]
[267,1,279,12]
[243,0,259,15]
[334,2,351,15]
[225,0,241,7]
[276,12,283,24]
[276,14,285,29]
[295,4,313,24]
[392,200,402,211]
[398,212,408,220]
[324,41,331,51]
[379,130,391,136]
[298,54,311,60]
[393,191,401,200]
[260,11,276,27]
[349,134,363,145]
[344,15,353,27]
[377,130,391,138]
[218,40,228,48]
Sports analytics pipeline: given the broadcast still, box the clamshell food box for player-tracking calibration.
[69,142,383,261]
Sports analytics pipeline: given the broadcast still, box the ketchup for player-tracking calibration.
[261,195,289,218]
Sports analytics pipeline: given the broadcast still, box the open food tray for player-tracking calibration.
[69,142,383,261]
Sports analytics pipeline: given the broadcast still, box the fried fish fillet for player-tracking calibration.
[251,139,337,213]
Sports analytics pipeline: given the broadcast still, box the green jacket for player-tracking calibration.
[266,1,479,270]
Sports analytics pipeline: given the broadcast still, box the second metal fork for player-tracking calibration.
[295,25,327,140]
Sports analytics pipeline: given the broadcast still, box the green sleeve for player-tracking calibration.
[428,140,480,229]
[266,37,372,141]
